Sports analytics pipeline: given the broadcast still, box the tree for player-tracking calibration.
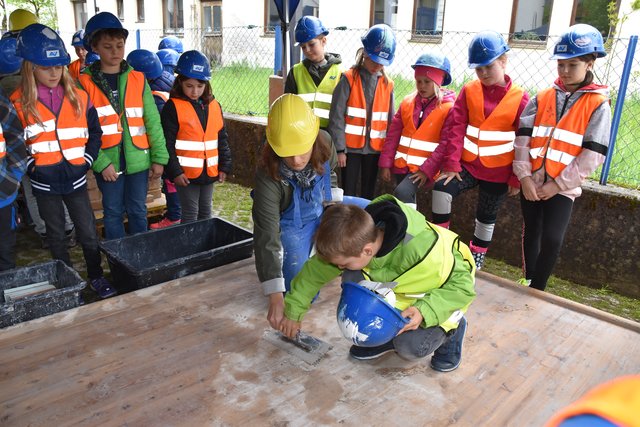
[11,0,57,29]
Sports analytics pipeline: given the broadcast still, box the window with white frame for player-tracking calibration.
[116,0,124,20]
[164,0,184,33]
[72,0,88,29]
[371,0,398,28]
[203,1,222,35]
[510,0,554,42]
[265,0,280,33]
[413,0,445,36]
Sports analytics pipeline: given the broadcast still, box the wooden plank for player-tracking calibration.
[0,258,638,426]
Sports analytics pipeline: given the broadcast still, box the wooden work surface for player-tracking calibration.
[1,258,638,426]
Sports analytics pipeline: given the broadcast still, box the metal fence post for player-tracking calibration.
[274,25,282,75]
[136,29,141,50]
[601,35,638,185]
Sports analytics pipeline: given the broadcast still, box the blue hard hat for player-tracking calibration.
[16,23,70,67]
[0,37,22,75]
[294,16,329,45]
[156,48,180,67]
[336,282,409,347]
[127,49,163,80]
[175,50,211,80]
[83,12,129,53]
[71,29,85,47]
[412,52,452,86]
[468,31,510,68]
[551,24,606,60]
[158,36,184,53]
[361,24,396,66]
[85,52,99,65]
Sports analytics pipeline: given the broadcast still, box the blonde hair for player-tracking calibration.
[315,204,378,261]
[353,47,390,85]
[18,61,83,127]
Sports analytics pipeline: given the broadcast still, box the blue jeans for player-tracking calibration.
[95,170,149,239]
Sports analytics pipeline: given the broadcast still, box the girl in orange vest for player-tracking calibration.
[513,24,611,291]
[431,31,529,270]
[379,52,456,209]
[161,50,232,223]
[11,24,116,298]
[327,24,396,200]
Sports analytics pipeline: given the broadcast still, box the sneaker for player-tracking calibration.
[430,317,467,372]
[517,278,531,287]
[90,276,118,299]
[150,217,181,229]
[349,340,395,360]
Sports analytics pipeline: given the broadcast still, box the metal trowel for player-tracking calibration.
[263,329,332,365]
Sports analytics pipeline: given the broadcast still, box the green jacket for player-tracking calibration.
[81,64,169,174]
[284,195,476,331]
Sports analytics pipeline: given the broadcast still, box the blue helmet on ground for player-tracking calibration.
[71,29,85,47]
[0,37,22,75]
[83,12,129,53]
[85,52,99,65]
[175,50,211,80]
[158,36,184,53]
[361,24,396,66]
[16,23,70,67]
[336,282,409,347]
[127,49,163,79]
[412,52,452,86]
[294,16,329,45]
[156,48,180,67]
[551,24,606,60]
[468,31,510,68]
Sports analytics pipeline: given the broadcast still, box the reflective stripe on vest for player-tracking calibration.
[461,80,524,168]
[10,88,89,166]
[530,88,606,178]
[152,91,170,102]
[343,69,393,150]
[394,92,453,172]
[0,127,6,159]
[293,62,342,128]
[173,98,223,179]
[79,70,150,150]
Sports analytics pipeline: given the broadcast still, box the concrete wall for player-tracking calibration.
[225,113,640,299]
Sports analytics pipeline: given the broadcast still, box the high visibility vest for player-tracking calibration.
[461,80,525,168]
[0,127,5,160]
[394,92,453,172]
[152,91,169,102]
[545,375,640,427]
[530,88,606,179]
[292,62,342,128]
[343,68,394,151]
[78,70,150,150]
[10,88,88,167]
[173,98,223,179]
[68,59,83,82]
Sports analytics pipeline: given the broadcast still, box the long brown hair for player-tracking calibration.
[259,130,332,181]
[170,74,214,103]
[17,61,82,127]
[352,47,390,85]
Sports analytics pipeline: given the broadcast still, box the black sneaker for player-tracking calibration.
[430,317,467,372]
[349,340,395,360]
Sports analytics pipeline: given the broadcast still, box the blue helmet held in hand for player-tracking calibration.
[16,23,70,67]
[468,31,510,68]
[175,50,211,80]
[0,37,22,75]
[551,24,606,60]
[127,49,163,79]
[412,52,452,86]
[158,36,184,53]
[361,24,396,66]
[294,16,329,45]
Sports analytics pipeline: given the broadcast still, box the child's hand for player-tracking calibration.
[379,168,391,182]
[174,174,190,186]
[435,170,461,186]
[520,177,539,201]
[101,164,119,182]
[149,163,164,179]
[218,171,227,183]
[397,306,423,335]
[537,180,560,200]
[507,185,520,197]
[337,153,347,168]
[267,292,285,330]
[409,171,428,188]
[279,317,302,339]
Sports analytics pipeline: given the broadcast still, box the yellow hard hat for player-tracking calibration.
[266,94,319,157]
[9,9,38,32]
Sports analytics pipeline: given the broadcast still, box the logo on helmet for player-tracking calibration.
[556,45,568,52]
[192,64,204,72]
[378,51,389,59]
[574,36,593,47]
[46,50,60,58]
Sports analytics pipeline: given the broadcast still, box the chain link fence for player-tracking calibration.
[61,26,640,188]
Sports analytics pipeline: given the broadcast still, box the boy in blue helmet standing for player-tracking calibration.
[513,24,611,291]
[285,16,342,131]
[68,29,87,81]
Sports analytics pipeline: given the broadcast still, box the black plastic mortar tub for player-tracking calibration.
[0,260,86,328]
[99,217,253,292]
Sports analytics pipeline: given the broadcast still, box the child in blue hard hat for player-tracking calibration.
[513,24,611,291]
[157,48,180,75]
[285,16,342,131]
[277,196,476,372]
[0,37,22,94]
[379,51,456,209]
[68,29,86,81]
[430,31,530,270]
[328,24,396,201]
[158,35,184,54]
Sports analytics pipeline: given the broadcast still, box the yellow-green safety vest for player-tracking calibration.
[292,62,342,128]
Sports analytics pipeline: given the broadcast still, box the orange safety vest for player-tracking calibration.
[152,91,169,102]
[545,375,640,427]
[461,80,525,168]
[530,88,606,179]
[10,88,88,167]
[0,127,5,160]
[343,68,394,151]
[394,93,453,172]
[78,70,150,151]
[68,59,83,81]
[173,98,223,179]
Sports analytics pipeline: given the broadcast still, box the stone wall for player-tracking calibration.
[225,114,640,299]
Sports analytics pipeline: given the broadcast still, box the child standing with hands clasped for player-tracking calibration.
[431,31,529,270]
[328,24,396,200]
[379,52,456,208]
[11,24,115,297]
[513,24,610,291]
[161,50,231,223]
